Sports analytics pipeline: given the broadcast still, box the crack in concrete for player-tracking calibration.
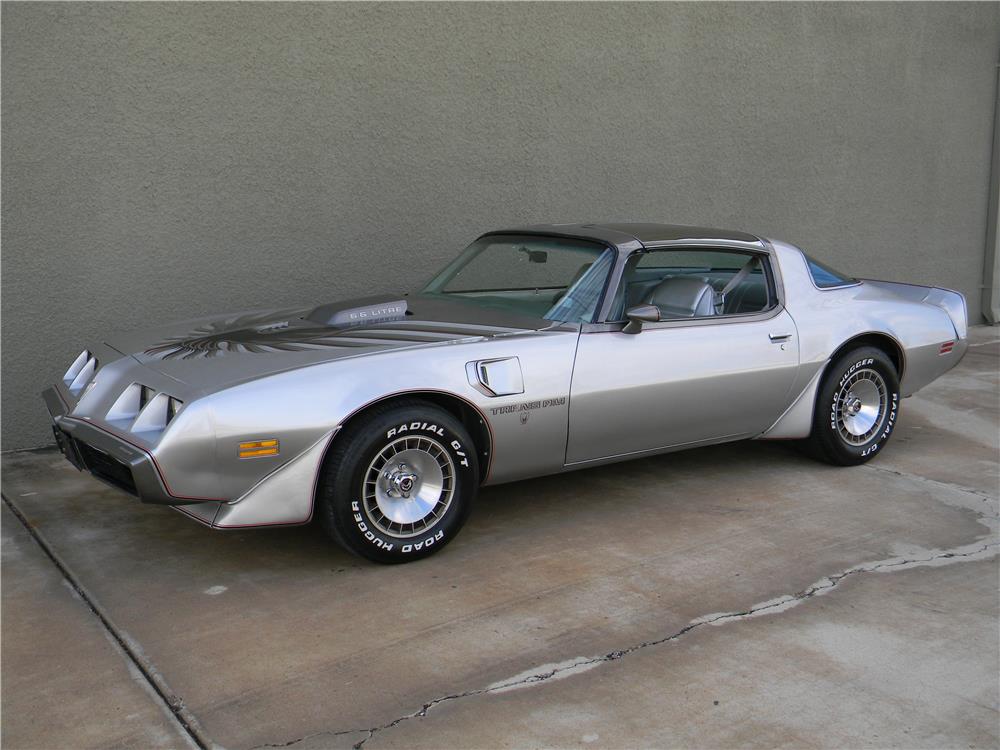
[861,463,997,506]
[251,538,998,750]
[250,728,365,749]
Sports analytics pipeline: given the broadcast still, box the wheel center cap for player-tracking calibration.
[384,463,419,498]
[848,398,863,415]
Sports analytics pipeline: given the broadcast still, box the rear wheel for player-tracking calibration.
[317,400,478,563]
[803,346,900,466]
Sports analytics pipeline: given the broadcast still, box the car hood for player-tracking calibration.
[106,294,549,392]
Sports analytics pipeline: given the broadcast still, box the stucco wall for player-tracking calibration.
[3,2,998,450]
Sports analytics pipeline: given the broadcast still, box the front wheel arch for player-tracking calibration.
[317,391,493,494]
[315,398,479,562]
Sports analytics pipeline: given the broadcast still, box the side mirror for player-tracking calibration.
[623,304,661,334]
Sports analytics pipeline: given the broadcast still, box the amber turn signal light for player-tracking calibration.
[239,439,279,458]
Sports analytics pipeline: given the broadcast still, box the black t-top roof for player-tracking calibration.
[486,222,763,249]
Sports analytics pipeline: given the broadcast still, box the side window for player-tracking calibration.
[804,254,856,289]
[613,248,775,320]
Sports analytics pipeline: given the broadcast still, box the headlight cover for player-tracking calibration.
[63,350,99,396]
[106,383,184,436]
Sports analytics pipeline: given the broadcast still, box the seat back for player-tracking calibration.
[644,277,715,318]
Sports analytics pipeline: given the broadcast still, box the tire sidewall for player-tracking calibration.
[325,406,477,563]
[817,348,900,464]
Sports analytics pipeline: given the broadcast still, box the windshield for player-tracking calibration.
[420,234,615,323]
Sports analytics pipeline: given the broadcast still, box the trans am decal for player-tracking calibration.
[489,397,567,417]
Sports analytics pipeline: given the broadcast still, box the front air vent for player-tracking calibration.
[165,396,183,423]
[63,350,99,396]
[107,383,145,422]
[106,383,183,437]
[131,393,171,434]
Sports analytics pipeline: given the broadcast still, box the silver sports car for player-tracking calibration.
[44,223,968,563]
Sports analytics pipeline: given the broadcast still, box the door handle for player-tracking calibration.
[769,333,792,342]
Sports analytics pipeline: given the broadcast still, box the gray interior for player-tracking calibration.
[613,249,773,320]
[643,277,718,318]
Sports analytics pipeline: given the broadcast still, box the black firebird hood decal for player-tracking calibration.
[142,307,530,360]
[143,310,358,359]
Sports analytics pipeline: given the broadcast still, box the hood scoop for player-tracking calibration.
[306,299,409,328]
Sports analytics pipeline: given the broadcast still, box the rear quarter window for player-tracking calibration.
[805,254,856,288]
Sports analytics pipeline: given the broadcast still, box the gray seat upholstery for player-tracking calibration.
[644,276,716,318]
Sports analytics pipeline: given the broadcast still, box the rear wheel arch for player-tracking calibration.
[768,331,905,441]
[801,340,903,465]
[803,331,904,433]
[825,332,904,381]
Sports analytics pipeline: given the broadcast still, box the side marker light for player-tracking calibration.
[239,439,279,458]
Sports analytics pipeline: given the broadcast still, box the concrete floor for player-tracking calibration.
[2,328,998,750]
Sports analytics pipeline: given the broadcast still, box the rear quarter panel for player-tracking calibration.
[762,240,963,438]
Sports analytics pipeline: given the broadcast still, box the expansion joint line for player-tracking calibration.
[1,493,215,750]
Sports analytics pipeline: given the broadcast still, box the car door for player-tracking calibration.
[565,249,800,464]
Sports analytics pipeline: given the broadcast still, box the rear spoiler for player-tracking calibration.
[859,279,968,340]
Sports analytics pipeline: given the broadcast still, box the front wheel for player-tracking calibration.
[317,400,478,563]
[803,346,900,466]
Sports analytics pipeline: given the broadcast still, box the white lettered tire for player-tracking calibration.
[317,400,478,563]
[804,346,900,466]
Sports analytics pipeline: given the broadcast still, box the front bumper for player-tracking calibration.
[44,386,197,505]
